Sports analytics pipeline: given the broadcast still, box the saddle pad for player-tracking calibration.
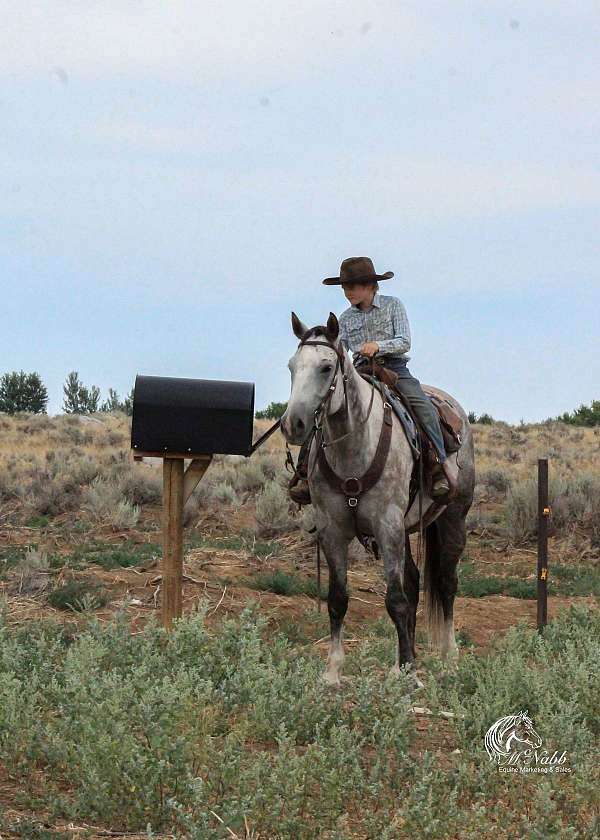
[360,374,420,459]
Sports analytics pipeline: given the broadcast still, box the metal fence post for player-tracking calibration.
[537,458,549,631]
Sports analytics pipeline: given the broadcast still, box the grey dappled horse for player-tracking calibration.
[281,313,475,687]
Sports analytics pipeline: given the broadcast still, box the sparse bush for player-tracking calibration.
[0,468,18,500]
[255,480,293,535]
[479,468,512,493]
[25,473,82,517]
[209,480,240,507]
[82,478,140,528]
[69,455,101,485]
[117,466,162,505]
[505,473,600,542]
[110,499,140,529]
[257,452,280,480]
[233,459,268,492]
[10,547,51,595]
[82,477,122,519]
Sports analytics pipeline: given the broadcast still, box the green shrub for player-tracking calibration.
[0,604,598,836]
[80,541,160,570]
[47,580,109,611]
[250,569,324,598]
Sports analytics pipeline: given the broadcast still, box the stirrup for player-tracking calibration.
[288,478,312,506]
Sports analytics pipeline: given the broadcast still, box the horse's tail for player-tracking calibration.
[423,520,444,650]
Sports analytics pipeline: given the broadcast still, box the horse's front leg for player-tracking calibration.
[319,522,351,688]
[375,511,422,687]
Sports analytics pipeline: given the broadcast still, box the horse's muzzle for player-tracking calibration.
[280,411,310,445]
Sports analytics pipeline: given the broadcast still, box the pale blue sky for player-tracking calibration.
[2,1,599,422]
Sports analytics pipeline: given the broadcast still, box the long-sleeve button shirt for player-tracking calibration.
[338,292,411,361]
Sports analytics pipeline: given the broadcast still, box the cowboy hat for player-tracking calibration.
[322,256,394,286]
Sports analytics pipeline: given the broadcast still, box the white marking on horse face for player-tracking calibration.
[281,344,344,444]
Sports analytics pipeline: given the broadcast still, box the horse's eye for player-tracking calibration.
[321,365,333,374]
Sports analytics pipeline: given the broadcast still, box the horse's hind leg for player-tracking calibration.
[319,524,351,688]
[425,502,469,661]
[404,534,419,660]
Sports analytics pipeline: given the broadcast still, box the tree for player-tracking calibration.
[62,372,100,414]
[559,400,600,427]
[255,401,288,420]
[100,388,121,412]
[0,371,48,414]
[100,387,134,416]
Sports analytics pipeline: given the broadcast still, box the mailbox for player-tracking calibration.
[131,374,255,457]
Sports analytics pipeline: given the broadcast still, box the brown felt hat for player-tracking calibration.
[322,256,394,286]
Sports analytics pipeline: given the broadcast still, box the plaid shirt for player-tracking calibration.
[338,292,411,361]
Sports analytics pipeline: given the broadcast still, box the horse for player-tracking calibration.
[280,312,475,687]
[485,711,543,763]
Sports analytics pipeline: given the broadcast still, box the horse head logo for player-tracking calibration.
[485,710,543,763]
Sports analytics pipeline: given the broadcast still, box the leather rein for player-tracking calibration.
[296,336,394,540]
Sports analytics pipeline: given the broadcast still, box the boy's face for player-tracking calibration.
[341,281,377,307]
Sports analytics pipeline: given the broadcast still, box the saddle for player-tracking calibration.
[359,359,463,463]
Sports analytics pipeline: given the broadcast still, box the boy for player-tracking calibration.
[288,256,457,504]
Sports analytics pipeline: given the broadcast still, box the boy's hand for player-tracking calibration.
[360,341,379,357]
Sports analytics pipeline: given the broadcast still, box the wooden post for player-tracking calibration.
[160,455,212,630]
[537,458,549,631]
[162,458,185,629]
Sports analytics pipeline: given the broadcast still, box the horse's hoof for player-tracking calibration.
[443,648,459,667]
[388,665,424,690]
[412,672,425,690]
[321,671,342,689]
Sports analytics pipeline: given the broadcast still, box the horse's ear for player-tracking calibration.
[291,312,308,340]
[326,312,339,341]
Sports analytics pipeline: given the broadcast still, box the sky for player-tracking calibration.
[1,1,599,423]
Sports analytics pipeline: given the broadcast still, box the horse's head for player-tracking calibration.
[280,311,348,445]
[512,710,543,750]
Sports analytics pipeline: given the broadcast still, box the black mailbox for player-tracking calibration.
[131,375,255,457]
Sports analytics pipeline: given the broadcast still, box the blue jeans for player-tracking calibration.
[360,355,447,463]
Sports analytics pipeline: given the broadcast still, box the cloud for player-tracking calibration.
[0,1,425,82]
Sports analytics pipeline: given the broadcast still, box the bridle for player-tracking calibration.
[295,335,377,450]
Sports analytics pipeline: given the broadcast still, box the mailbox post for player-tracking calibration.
[131,375,255,629]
